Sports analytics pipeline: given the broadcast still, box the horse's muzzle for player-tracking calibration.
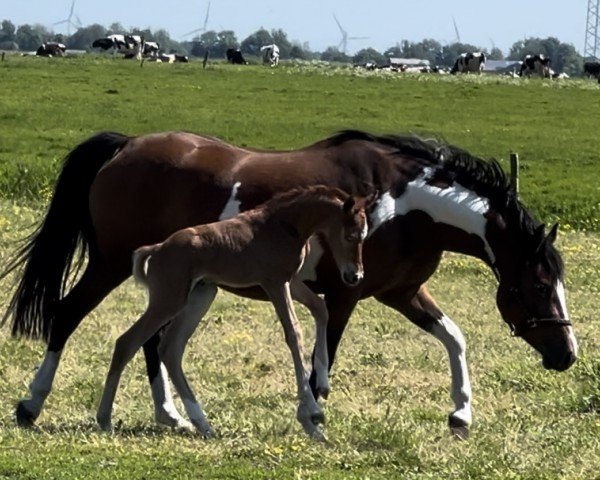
[542,350,577,371]
[342,269,363,287]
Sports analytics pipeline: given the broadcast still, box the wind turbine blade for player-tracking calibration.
[332,13,345,35]
[53,19,69,26]
[69,0,75,17]
[75,15,82,27]
[348,36,369,40]
[452,16,461,43]
[203,2,211,30]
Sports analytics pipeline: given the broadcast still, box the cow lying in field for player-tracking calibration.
[226,48,247,64]
[36,42,66,57]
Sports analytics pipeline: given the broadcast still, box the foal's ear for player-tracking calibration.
[343,196,356,213]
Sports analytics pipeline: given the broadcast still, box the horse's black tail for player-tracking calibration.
[0,131,130,342]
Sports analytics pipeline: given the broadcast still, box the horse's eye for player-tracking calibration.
[535,283,550,296]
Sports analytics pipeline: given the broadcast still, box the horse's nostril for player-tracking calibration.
[563,350,577,370]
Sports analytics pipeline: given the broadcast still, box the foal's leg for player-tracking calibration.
[16,260,128,427]
[96,295,185,432]
[289,279,330,399]
[376,284,472,439]
[157,282,218,436]
[264,281,325,441]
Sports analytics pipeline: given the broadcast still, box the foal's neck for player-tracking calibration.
[268,197,341,241]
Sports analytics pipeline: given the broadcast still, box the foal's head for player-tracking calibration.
[323,191,373,287]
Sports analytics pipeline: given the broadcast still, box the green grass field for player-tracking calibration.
[0,56,598,479]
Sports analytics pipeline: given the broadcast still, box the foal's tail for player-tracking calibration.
[132,246,158,287]
[0,131,130,342]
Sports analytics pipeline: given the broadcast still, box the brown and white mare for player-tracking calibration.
[96,186,370,439]
[2,130,578,437]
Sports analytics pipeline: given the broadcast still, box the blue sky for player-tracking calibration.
[2,0,588,55]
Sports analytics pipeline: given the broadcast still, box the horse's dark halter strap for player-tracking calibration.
[507,287,572,337]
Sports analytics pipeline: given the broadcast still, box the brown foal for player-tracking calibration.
[96,186,371,440]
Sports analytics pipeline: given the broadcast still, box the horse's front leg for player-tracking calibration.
[289,279,330,399]
[376,284,472,439]
[264,281,325,441]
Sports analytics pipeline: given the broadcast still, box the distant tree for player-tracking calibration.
[15,24,50,50]
[352,47,385,65]
[153,28,186,54]
[509,37,582,74]
[0,20,16,42]
[488,47,504,60]
[107,23,126,35]
[240,28,272,56]
[67,24,106,49]
[320,46,350,63]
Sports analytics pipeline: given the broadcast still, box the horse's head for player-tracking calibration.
[326,193,374,287]
[495,222,578,371]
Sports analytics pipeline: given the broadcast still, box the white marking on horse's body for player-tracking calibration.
[369,168,494,263]
[431,315,472,427]
[218,181,242,220]
[151,363,192,428]
[556,280,578,356]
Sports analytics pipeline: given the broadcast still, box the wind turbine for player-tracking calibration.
[333,13,369,53]
[452,16,461,43]
[53,0,82,36]
[183,2,212,38]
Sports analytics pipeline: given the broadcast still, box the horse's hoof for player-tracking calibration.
[15,402,37,428]
[448,414,470,440]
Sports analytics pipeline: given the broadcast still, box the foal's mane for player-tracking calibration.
[324,130,560,265]
[260,185,348,214]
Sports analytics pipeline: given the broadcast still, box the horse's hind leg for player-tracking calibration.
[157,282,218,436]
[376,284,472,439]
[16,259,129,427]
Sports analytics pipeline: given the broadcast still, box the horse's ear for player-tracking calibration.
[366,190,379,209]
[343,196,356,213]
[546,222,559,245]
[532,224,546,253]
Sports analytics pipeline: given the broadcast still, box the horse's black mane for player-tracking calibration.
[326,130,561,269]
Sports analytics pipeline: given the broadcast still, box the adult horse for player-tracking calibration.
[2,130,577,438]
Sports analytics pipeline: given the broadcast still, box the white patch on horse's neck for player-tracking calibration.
[218,181,242,220]
[369,167,495,264]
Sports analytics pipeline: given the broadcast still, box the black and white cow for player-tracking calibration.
[92,34,145,60]
[450,52,486,74]
[143,41,160,57]
[36,42,66,57]
[226,48,247,64]
[260,44,280,67]
[156,53,189,63]
[519,54,551,78]
[584,61,600,82]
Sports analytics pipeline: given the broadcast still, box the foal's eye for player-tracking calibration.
[535,283,550,296]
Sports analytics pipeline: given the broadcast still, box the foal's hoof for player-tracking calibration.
[15,402,37,428]
[448,415,470,440]
[316,387,330,401]
[311,410,326,426]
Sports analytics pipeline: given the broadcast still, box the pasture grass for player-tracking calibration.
[0,201,599,479]
[0,55,598,479]
[0,55,598,230]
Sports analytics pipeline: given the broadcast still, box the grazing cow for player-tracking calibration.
[584,61,600,82]
[36,42,66,57]
[450,52,486,74]
[519,54,551,78]
[261,44,280,67]
[226,48,247,64]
